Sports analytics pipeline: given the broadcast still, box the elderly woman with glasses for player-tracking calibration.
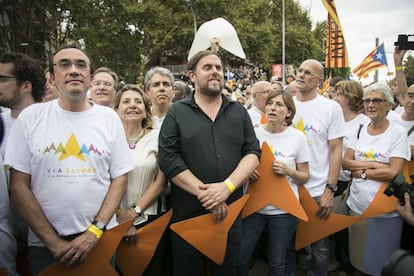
[342,82,410,276]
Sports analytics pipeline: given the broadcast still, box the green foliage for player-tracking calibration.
[404,54,414,77]
[2,0,327,83]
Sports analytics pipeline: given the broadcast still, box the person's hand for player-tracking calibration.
[211,202,228,223]
[197,182,231,211]
[396,192,414,227]
[272,160,291,176]
[57,230,99,266]
[117,208,136,224]
[249,170,260,183]
[123,225,138,246]
[316,188,334,220]
[394,46,407,66]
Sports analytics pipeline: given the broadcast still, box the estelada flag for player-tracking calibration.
[352,43,388,79]
[323,0,349,68]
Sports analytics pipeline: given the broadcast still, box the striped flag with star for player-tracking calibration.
[322,0,349,68]
[352,43,388,79]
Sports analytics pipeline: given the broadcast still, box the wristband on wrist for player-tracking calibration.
[224,178,236,193]
[87,224,103,239]
[395,66,404,72]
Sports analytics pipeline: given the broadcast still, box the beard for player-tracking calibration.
[198,81,223,98]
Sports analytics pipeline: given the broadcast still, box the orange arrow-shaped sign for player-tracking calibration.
[40,220,131,276]
[295,185,361,250]
[242,142,308,222]
[116,210,172,276]
[170,195,249,265]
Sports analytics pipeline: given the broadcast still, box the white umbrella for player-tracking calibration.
[187,17,246,60]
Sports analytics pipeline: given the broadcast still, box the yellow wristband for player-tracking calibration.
[87,224,103,239]
[395,66,404,72]
[224,178,236,193]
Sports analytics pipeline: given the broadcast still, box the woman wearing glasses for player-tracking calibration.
[342,82,410,276]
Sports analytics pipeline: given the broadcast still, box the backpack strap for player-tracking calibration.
[408,125,414,137]
[357,123,363,139]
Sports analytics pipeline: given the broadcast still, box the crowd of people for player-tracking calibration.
[0,43,413,276]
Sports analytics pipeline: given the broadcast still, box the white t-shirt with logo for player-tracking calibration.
[293,95,345,197]
[5,100,133,246]
[254,126,309,215]
[346,122,410,216]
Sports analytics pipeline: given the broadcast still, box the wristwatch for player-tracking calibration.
[131,204,142,216]
[326,183,338,193]
[92,220,106,231]
[361,169,367,180]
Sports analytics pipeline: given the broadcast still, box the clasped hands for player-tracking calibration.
[50,230,99,267]
[197,181,231,223]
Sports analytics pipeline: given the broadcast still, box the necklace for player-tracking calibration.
[127,129,145,149]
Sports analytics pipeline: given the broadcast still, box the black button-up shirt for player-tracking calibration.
[159,93,261,220]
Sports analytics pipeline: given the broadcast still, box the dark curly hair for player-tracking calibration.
[0,52,45,102]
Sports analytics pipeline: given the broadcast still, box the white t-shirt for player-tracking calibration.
[293,95,345,197]
[4,100,133,246]
[346,122,410,216]
[152,115,165,130]
[339,113,370,182]
[0,109,16,158]
[247,105,263,127]
[254,126,310,215]
[388,110,414,146]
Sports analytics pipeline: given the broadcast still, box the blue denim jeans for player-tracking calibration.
[237,212,298,276]
[307,196,330,276]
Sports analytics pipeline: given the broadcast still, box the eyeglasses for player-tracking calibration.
[362,98,386,105]
[53,60,89,70]
[92,80,114,87]
[255,90,272,95]
[0,75,16,83]
[296,68,320,78]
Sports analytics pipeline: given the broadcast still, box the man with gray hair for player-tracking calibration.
[90,67,119,107]
[144,67,175,129]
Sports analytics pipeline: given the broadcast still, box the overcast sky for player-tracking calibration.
[297,0,414,84]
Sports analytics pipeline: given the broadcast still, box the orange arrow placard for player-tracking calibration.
[403,161,414,184]
[116,210,173,276]
[242,142,308,222]
[360,183,397,218]
[40,220,131,276]
[170,195,249,265]
[295,185,361,250]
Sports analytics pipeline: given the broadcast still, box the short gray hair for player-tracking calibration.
[144,67,174,90]
[363,82,394,104]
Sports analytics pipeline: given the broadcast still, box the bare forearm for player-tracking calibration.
[10,169,61,247]
[288,162,309,185]
[95,174,128,224]
[328,139,343,184]
[171,169,205,196]
[135,168,166,211]
[227,153,259,189]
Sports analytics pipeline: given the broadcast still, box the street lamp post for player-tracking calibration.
[184,0,197,37]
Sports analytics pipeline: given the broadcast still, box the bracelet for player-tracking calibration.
[224,178,236,193]
[395,66,404,72]
[87,224,103,239]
